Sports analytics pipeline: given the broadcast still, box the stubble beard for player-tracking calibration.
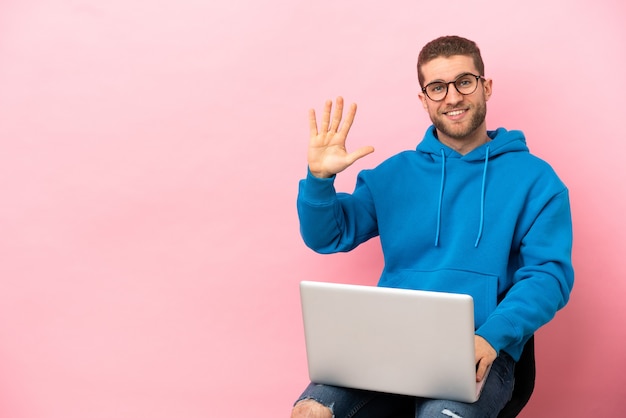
[432,101,487,140]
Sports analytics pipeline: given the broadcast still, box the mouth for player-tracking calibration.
[443,108,468,120]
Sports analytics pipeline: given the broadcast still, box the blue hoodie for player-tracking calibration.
[297,126,574,361]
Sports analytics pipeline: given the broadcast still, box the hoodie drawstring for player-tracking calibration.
[435,149,446,247]
[474,146,490,247]
[434,146,490,248]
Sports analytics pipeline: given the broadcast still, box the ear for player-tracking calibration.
[483,78,493,102]
[418,92,429,110]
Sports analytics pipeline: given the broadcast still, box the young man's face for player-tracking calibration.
[418,55,492,146]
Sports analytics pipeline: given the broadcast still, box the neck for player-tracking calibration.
[436,127,490,155]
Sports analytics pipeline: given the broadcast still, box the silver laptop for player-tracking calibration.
[299,281,490,403]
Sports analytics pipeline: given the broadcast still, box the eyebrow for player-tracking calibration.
[425,72,474,85]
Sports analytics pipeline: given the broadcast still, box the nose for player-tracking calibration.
[444,82,464,104]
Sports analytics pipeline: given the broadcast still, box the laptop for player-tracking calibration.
[299,281,490,403]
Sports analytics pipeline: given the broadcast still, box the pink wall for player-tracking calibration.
[0,0,624,416]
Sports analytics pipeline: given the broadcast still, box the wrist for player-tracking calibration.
[308,166,334,179]
[307,167,336,181]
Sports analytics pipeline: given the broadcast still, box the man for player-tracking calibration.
[292,36,574,418]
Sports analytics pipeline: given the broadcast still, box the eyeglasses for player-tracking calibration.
[421,73,485,102]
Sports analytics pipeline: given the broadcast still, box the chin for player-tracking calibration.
[434,122,474,140]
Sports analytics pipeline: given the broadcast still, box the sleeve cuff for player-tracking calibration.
[299,167,338,204]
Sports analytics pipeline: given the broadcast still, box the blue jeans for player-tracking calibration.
[295,352,515,418]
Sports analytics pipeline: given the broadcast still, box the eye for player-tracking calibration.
[457,75,474,87]
[428,83,445,93]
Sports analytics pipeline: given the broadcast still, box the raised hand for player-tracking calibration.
[307,96,374,178]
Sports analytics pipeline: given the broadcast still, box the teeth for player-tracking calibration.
[447,110,465,116]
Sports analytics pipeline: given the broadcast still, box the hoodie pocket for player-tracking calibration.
[379,269,498,328]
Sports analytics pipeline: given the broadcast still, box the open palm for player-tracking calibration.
[308,97,374,178]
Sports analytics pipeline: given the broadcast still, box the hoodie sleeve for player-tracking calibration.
[296,168,379,253]
[476,188,575,356]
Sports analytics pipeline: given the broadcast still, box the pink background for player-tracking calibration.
[0,0,624,416]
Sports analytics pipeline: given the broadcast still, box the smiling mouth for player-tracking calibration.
[444,109,467,116]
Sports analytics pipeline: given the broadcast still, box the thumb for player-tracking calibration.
[346,146,375,165]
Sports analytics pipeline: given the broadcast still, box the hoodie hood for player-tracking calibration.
[417,125,529,160]
[417,126,529,247]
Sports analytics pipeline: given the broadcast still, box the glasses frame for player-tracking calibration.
[421,73,485,102]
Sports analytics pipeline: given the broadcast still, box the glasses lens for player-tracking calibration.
[424,74,481,101]
[426,82,447,101]
[455,74,478,95]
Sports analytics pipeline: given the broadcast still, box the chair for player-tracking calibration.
[497,335,536,418]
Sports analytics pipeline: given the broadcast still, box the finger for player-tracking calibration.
[329,96,344,132]
[476,363,485,382]
[320,99,332,133]
[475,350,484,381]
[308,108,319,137]
[475,358,491,382]
[338,102,357,137]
